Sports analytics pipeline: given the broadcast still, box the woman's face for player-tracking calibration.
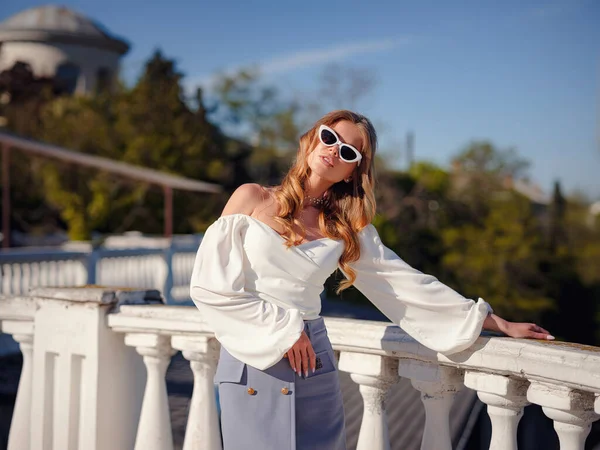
[307,120,364,185]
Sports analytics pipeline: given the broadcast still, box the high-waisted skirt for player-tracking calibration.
[215,317,347,450]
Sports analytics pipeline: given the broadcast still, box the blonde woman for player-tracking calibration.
[190,110,553,450]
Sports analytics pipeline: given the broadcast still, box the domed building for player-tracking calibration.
[0,5,129,94]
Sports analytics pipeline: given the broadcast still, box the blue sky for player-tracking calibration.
[2,0,599,199]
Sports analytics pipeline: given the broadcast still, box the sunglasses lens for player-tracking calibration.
[320,128,337,145]
[340,145,359,162]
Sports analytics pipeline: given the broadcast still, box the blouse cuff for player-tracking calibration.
[481,298,494,315]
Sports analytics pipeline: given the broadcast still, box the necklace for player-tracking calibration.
[304,194,326,208]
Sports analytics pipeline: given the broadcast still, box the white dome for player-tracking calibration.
[0,5,129,54]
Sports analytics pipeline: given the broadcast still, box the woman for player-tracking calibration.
[190,110,553,450]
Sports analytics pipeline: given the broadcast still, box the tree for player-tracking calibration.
[548,181,567,255]
[538,190,600,344]
[450,141,530,219]
[208,68,301,184]
[0,62,67,240]
[207,63,378,185]
[312,63,377,116]
[9,51,241,239]
[441,192,554,321]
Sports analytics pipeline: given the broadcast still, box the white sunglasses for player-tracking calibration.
[318,125,362,166]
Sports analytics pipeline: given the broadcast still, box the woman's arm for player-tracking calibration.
[347,224,555,354]
[483,313,554,340]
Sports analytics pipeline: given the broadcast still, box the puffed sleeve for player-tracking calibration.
[345,224,493,354]
[189,216,305,370]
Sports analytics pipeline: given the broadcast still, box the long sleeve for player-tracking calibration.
[189,216,305,370]
[346,224,493,355]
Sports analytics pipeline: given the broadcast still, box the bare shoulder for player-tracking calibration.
[221,183,271,217]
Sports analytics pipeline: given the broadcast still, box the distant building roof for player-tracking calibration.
[512,179,550,205]
[0,5,129,54]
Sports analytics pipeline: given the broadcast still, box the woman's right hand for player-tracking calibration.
[284,330,316,377]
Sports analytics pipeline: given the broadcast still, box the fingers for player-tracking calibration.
[531,324,554,340]
[286,332,317,377]
[529,331,555,340]
[301,348,309,378]
[293,347,302,373]
[309,346,316,374]
[287,347,308,375]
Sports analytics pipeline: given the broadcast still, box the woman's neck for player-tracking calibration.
[304,175,332,199]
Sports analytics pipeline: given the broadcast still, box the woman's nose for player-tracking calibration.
[327,145,339,157]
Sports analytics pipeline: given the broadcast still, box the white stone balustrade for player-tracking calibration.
[0,241,201,303]
[1,289,600,449]
[172,336,222,450]
[528,381,599,450]
[400,360,464,450]
[0,296,35,450]
[338,352,399,450]
[125,333,177,450]
[463,372,530,450]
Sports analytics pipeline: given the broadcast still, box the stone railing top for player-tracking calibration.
[28,286,164,309]
[107,305,600,393]
[108,305,208,335]
[0,295,36,320]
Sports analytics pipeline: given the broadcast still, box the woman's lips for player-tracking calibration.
[320,155,334,168]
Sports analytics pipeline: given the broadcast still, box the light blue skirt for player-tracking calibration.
[215,317,347,450]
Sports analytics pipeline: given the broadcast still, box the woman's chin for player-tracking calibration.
[308,165,343,184]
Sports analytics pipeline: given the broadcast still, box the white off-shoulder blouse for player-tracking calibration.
[190,213,493,370]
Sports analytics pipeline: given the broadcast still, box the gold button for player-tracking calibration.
[281,387,289,395]
[247,387,255,395]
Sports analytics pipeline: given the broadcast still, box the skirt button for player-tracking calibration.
[247,387,256,395]
[281,387,289,395]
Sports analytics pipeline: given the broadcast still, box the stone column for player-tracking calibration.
[464,371,530,450]
[25,287,158,450]
[339,352,399,450]
[528,381,599,450]
[400,360,463,450]
[2,320,34,450]
[172,335,222,450]
[125,333,177,450]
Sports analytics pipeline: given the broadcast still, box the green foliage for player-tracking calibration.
[408,161,450,196]
[210,69,301,183]
[449,141,531,219]
[452,140,529,177]
[538,187,600,344]
[441,192,554,321]
[2,51,242,239]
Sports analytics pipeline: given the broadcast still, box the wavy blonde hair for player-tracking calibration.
[272,110,377,292]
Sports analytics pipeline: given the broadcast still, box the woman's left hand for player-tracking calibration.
[502,322,554,340]
[484,314,554,340]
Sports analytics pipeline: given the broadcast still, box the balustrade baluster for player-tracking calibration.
[339,352,398,450]
[125,333,177,450]
[2,320,34,450]
[400,360,463,450]
[172,335,221,450]
[528,381,598,450]
[463,371,529,450]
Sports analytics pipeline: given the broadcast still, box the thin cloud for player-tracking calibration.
[187,37,412,91]
[259,38,409,75]
[529,4,566,18]
[528,0,587,18]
